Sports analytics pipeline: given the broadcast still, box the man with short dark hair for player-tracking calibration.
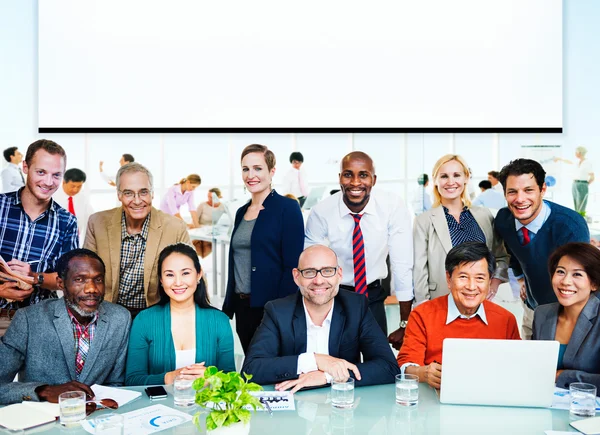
[0,249,131,404]
[53,168,94,244]
[282,151,308,207]
[488,170,503,192]
[99,154,135,187]
[0,140,78,336]
[472,180,506,210]
[1,146,25,193]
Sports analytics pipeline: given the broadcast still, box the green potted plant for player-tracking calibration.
[193,366,263,434]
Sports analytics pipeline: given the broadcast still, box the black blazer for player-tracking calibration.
[222,190,304,318]
[241,291,400,386]
[533,296,600,390]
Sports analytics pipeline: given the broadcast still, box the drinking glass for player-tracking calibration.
[570,383,597,417]
[59,391,86,427]
[174,374,196,407]
[331,378,355,408]
[395,374,419,406]
[93,413,124,435]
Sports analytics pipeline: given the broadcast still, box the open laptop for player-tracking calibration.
[440,338,559,408]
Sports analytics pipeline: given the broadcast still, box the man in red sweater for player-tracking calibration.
[397,241,520,389]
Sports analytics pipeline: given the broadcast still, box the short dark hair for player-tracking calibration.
[445,241,496,277]
[25,139,66,167]
[479,180,492,190]
[157,243,213,309]
[289,152,304,163]
[418,174,429,186]
[122,154,135,163]
[497,159,546,193]
[488,170,500,179]
[64,168,87,183]
[56,249,106,281]
[3,147,17,163]
[548,243,600,292]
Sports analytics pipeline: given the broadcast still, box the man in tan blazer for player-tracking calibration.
[84,162,191,318]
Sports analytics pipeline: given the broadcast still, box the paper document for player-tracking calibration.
[250,391,295,411]
[91,384,142,407]
[570,416,600,434]
[0,401,59,430]
[551,387,600,411]
[81,404,192,435]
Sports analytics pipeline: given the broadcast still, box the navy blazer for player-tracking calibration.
[222,190,304,317]
[533,296,600,390]
[241,290,400,386]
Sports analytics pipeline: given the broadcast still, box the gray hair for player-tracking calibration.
[116,162,154,191]
[576,146,588,157]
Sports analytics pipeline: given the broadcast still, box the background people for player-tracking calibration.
[160,174,202,228]
[472,180,507,214]
[99,153,134,187]
[554,146,595,215]
[194,187,226,258]
[282,151,308,207]
[1,146,25,193]
[53,168,94,245]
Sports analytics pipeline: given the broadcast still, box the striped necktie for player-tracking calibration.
[352,214,368,296]
[76,329,90,376]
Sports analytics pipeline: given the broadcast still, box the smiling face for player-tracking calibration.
[552,256,596,310]
[118,171,153,223]
[160,252,202,305]
[504,173,546,225]
[241,152,275,195]
[58,256,106,324]
[293,246,342,310]
[22,149,65,203]
[446,258,490,316]
[339,155,377,213]
[435,160,466,203]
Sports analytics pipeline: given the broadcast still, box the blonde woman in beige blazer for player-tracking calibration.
[413,155,508,305]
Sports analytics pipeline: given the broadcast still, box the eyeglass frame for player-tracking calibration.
[296,266,339,279]
[85,398,119,416]
[118,188,153,200]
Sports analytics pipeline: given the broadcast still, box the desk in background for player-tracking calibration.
[188,227,230,299]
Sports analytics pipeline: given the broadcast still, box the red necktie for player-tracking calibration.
[68,196,76,216]
[521,227,530,246]
[352,214,368,297]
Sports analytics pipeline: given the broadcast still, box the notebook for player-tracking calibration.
[0,401,59,430]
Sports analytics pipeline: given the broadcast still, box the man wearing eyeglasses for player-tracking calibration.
[84,162,191,318]
[241,245,399,392]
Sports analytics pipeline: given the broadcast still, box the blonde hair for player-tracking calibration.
[178,174,201,185]
[576,146,588,157]
[431,154,472,208]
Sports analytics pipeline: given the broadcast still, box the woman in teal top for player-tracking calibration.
[126,243,235,386]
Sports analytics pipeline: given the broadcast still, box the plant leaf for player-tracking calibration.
[211,410,229,428]
[206,413,217,431]
[234,408,251,425]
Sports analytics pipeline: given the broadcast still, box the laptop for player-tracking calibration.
[439,338,559,408]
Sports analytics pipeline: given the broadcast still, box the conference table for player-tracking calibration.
[14,383,582,434]
[188,227,230,298]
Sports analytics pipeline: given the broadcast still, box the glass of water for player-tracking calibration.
[331,378,355,408]
[94,413,124,435]
[59,391,86,426]
[395,374,419,406]
[174,374,196,407]
[570,382,597,417]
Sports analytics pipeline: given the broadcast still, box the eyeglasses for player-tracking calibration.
[297,267,338,279]
[85,398,119,416]
[118,189,152,199]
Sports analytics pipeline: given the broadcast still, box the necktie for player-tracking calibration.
[352,214,368,297]
[76,328,90,376]
[18,167,24,184]
[521,227,530,246]
[68,196,76,216]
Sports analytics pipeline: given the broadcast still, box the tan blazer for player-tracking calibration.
[83,207,191,307]
[413,205,509,304]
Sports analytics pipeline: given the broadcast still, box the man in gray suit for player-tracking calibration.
[0,249,131,405]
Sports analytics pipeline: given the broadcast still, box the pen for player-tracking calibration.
[261,398,273,416]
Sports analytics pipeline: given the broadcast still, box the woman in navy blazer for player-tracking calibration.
[222,144,304,353]
[533,242,600,390]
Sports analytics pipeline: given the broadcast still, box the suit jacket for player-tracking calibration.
[533,296,600,390]
[413,205,509,304]
[222,190,304,317]
[0,299,131,405]
[241,291,400,386]
[83,206,191,307]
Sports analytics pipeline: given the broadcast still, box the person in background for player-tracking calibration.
[99,153,134,187]
[495,159,590,340]
[411,173,432,215]
[488,170,503,192]
[282,151,308,207]
[285,193,301,206]
[533,243,600,390]
[126,243,235,386]
[193,187,226,258]
[413,154,509,305]
[472,180,507,212]
[222,144,304,354]
[1,147,25,193]
[52,168,94,245]
[554,146,595,215]
[160,174,202,228]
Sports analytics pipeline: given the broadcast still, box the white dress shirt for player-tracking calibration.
[282,167,308,198]
[305,190,414,302]
[297,299,334,383]
[53,187,94,246]
[1,163,25,193]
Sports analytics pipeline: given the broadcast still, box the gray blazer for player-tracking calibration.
[533,296,600,390]
[0,299,131,405]
[413,205,509,304]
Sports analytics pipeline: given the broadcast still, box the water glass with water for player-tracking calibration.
[94,413,124,435]
[395,374,419,406]
[331,378,355,408]
[174,374,196,407]
[570,382,597,417]
[59,391,86,426]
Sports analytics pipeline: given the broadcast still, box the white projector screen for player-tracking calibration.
[38,0,562,132]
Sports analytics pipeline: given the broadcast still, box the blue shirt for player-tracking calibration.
[515,202,551,245]
[472,189,507,210]
[443,206,486,247]
[0,189,79,309]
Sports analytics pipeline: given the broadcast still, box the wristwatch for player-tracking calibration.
[36,273,44,286]
[399,320,408,329]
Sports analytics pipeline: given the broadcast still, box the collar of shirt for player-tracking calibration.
[66,305,99,329]
[446,293,487,325]
[302,298,334,329]
[442,205,468,215]
[337,190,377,219]
[13,187,59,215]
[121,210,151,241]
[514,200,551,234]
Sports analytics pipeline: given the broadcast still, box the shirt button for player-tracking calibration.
[251,267,256,272]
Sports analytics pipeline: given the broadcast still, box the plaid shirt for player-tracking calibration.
[117,212,150,309]
[67,306,98,376]
[0,189,79,309]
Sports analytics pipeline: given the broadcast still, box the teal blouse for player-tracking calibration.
[557,343,567,370]
[125,303,236,385]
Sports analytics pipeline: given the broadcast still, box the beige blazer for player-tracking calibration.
[83,206,191,307]
[413,205,509,304]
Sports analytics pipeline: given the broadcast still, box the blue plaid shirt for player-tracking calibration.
[0,189,79,309]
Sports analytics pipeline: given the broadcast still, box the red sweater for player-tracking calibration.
[397,296,521,367]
